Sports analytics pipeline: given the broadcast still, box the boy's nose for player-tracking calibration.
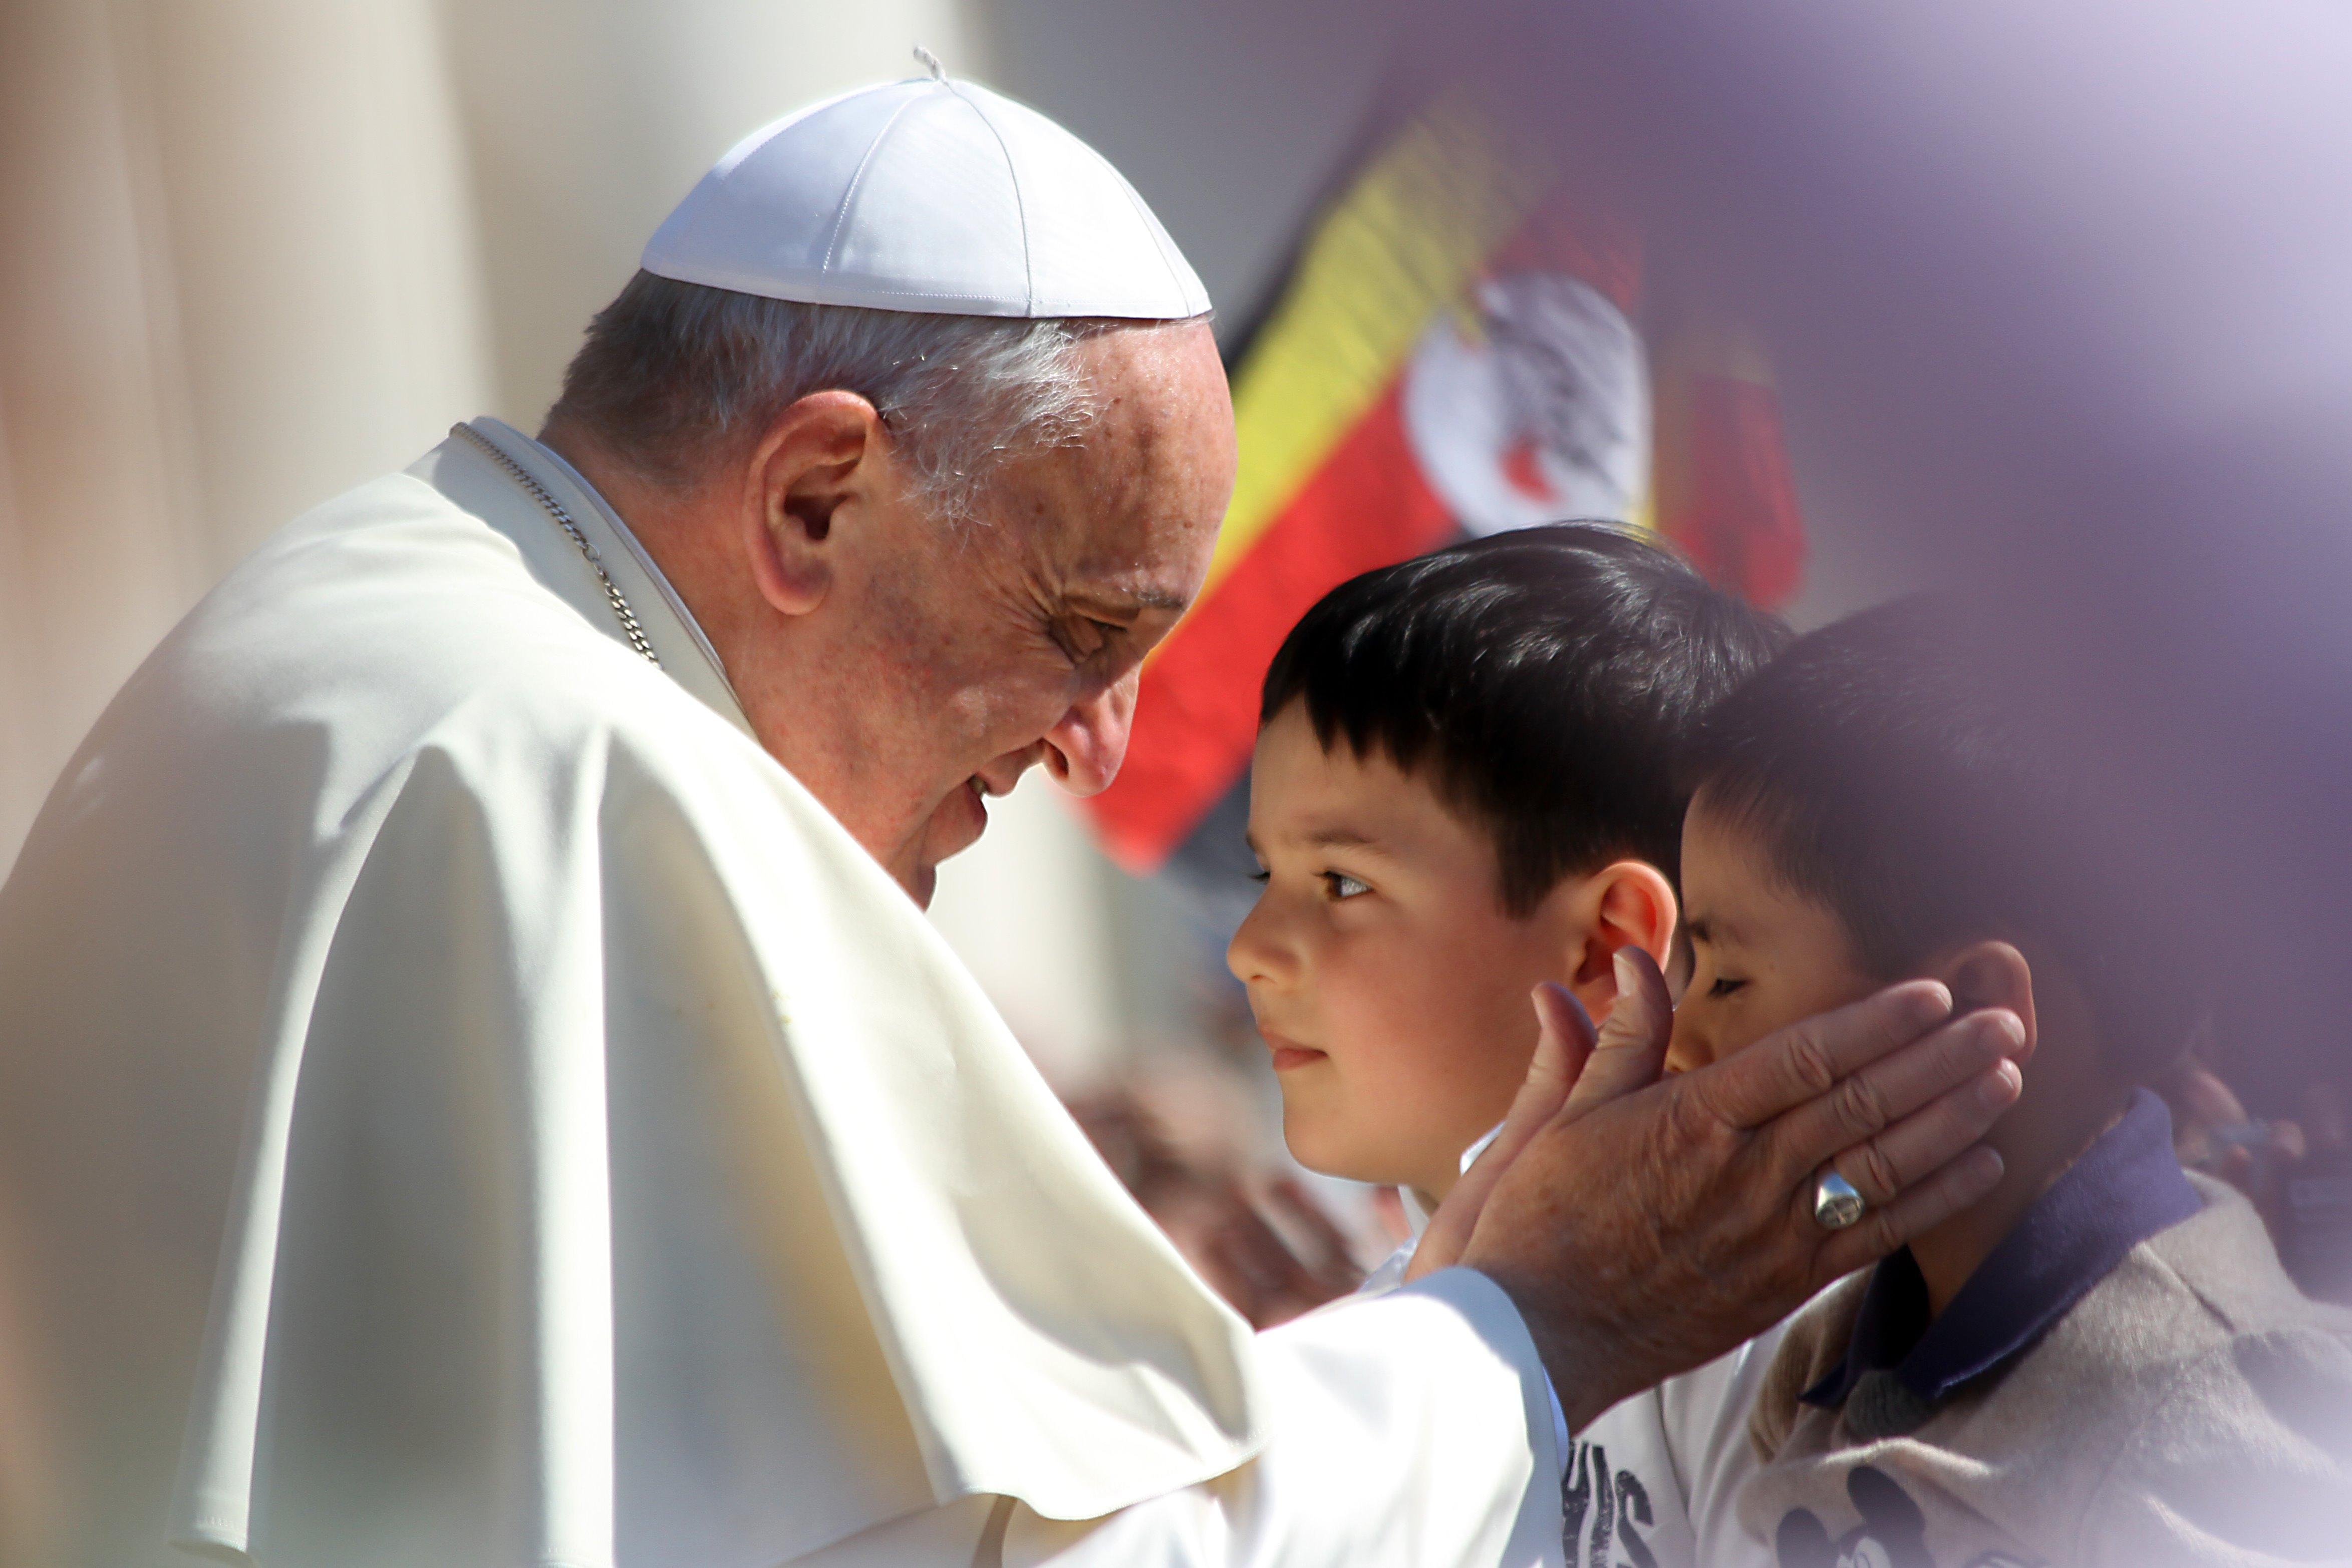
[1226,894,1283,985]
[1661,1012,1710,1075]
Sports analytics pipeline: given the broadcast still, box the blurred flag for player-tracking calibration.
[1653,325,1808,613]
[1083,87,1805,875]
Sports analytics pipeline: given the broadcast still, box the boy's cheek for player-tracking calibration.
[1660,996,1721,1074]
[1664,996,1780,1072]
[1273,1069,1367,1181]
[1664,1019,1737,1074]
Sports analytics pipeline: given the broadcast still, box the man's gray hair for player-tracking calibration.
[547,271,1187,521]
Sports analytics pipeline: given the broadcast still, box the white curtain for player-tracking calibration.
[0,0,494,874]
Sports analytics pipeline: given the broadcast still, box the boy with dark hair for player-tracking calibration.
[1228,522,1786,1566]
[1671,598,2352,1564]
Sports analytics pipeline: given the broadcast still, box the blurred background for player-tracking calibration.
[6,0,2351,1315]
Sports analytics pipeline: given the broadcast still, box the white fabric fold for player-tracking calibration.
[997,1270,1565,1568]
[430,419,752,735]
[0,427,1261,1567]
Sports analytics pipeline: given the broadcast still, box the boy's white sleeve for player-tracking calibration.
[1560,1390,1693,1567]
[1660,1322,1790,1568]
[1551,1324,1791,1568]
[1001,1268,1566,1568]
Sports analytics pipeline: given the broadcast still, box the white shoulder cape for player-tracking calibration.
[0,422,1261,1567]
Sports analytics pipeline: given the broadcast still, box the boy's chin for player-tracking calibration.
[1279,1114,1389,1190]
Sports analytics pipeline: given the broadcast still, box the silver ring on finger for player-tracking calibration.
[1813,1170,1867,1231]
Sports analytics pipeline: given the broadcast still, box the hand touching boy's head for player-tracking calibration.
[1668,599,2201,1303]
[1229,525,1782,1199]
[1669,596,2196,1085]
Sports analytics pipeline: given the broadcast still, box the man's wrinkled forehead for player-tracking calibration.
[1020,327,1230,607]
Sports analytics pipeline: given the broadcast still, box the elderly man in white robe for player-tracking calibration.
[0,70,2026,1568]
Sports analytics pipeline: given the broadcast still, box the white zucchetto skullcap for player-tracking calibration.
[641,66,1211,321]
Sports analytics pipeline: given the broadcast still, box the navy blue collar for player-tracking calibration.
[1804,1088,2203,1412]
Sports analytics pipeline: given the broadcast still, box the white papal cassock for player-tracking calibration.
[0,419,1562,1568]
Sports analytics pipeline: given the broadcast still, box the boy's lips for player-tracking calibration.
[1259,1030,1327,1072]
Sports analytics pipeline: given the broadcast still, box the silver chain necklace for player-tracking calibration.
[451,423,661,668]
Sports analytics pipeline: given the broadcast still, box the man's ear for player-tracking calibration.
[1560,859,1679,1020]
[742,391,888,617]
[1943,939,2038,1054]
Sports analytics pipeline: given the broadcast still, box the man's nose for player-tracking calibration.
[1038,674,1136,797]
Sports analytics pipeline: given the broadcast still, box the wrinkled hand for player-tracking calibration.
[1454,960,2026,1429]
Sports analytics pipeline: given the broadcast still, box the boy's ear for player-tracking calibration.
[1942,939,2038,1053]
[1562,860,1678,1014]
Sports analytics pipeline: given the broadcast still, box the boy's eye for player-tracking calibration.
[1321,871,1371,900]
[1707,975,1748,999]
